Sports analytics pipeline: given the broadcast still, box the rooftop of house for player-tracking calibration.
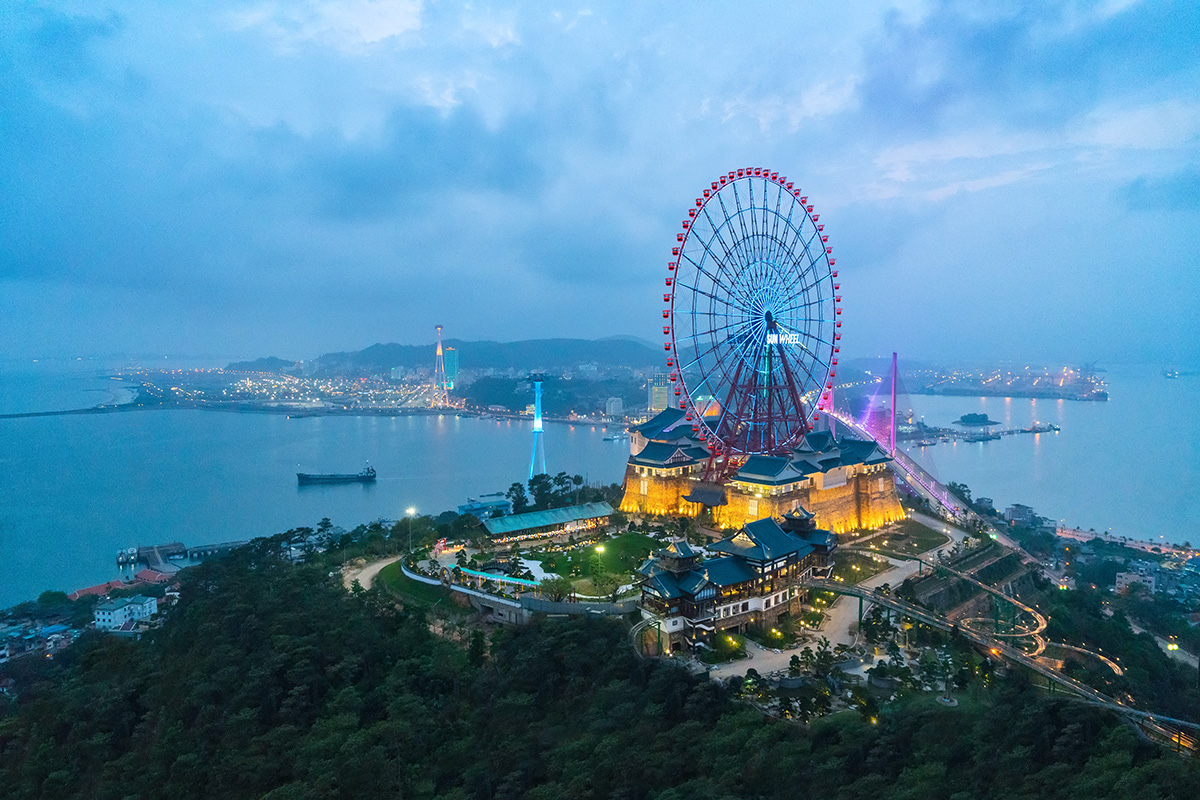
[483,501,614,536]
[631,408,692,440]
[631,440,711,468]
[95,595,155,613]
[708,517,815,562]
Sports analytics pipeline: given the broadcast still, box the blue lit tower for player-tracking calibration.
[528,373,546,479]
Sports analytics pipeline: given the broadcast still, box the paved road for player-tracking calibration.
[1127,617,1200,668]
[709,523,969,678]
[342,555,404,591]
[821,516,968,649]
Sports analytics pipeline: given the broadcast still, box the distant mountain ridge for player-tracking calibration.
[312,337,663,373]
[225,356,300,372]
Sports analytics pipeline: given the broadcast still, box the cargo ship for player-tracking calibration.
[297,465,376,485]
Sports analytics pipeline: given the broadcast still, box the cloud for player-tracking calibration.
[1120,167,1200,210]
[1,0,1199,363]
[228,0,423,51]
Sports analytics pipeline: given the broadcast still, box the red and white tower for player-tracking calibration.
[431,325,449,408]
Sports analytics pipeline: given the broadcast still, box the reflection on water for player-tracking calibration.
[901,365,1199,546]
[0,407,632,608]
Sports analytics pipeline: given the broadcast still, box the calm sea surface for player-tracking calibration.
[1,361,1197,608]
[0,362,632,608]
[901,364,1200,548]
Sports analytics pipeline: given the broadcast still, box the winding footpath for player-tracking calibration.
[342,555,404,592]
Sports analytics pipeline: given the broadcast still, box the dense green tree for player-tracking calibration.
[528,473,555,510]
[505,482,530,515]
[537,576,574,602]
[468,629,487,666]
[2,542,1198,800]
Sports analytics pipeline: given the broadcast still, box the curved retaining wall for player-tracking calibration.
[400,563,523,608]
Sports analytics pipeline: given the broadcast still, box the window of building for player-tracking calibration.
[741,602,749,612]
[640,480,648,496]
[748,498,758,516]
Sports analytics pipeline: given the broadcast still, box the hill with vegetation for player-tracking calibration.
[224,356,301,373]
[1,539,1197,799]
[315,336,661,374]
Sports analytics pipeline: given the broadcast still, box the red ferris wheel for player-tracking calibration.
[663,167,841,457]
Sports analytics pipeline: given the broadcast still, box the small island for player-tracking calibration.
[955,413,999,427]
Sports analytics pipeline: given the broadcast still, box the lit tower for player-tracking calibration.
[528,373,546,479]
[889,351,898,455]
[431,325,449,407]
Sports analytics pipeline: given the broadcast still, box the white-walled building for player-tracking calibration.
[94,595,158,631]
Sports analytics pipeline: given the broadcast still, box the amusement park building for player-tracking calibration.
[618,408,904,533]
[482,502,614,545]
[637,512,836,653]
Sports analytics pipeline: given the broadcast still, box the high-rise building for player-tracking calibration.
[605,397,624,418]
[647,373,670,412]
[444,347,458,389]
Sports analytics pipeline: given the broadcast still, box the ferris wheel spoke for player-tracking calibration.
[695,212,759,312]
[699,209,748,285]
[677,328,741,373]
[680,250,740,304]
[774,295,829,317]
[678,315,753,345]
[730,188,756,267]
[777,211,815,266]
[674,281,740,310]
[774,258,830,311]
[769,184,786,248]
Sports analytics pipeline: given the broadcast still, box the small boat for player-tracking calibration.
[297,465,376,485]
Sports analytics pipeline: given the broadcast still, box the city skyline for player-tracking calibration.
[3,1,1198,366]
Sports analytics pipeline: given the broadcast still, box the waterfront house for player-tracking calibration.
[94,595,158,631]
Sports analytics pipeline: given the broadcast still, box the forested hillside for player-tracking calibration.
[1,540,1195,799]
[316,337,660,373]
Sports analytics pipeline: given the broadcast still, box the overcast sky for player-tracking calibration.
[2,1,1197,365]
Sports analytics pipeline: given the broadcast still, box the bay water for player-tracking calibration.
[0,362,632,608]
[1,361,1196,609]
[902,364,1200,548]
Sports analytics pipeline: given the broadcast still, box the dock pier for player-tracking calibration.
[187,541,248,558]
[120,540,250,570]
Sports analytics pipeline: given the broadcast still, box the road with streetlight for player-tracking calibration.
[342,554,404,592]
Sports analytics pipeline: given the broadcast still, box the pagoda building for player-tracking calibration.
[637,512,836,653]
[620,408,904,533]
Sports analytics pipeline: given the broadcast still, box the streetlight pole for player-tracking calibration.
[406,507,417,554]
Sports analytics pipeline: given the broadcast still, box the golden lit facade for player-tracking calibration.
[619,414,904,534]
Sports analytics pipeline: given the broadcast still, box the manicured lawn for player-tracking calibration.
[375,561,461,610]
[530,531,660,578]
[862,519,950,557]
[832,552,890,584]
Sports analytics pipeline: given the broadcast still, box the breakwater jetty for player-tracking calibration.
[118,540,249,569]
[903,421,1060,446]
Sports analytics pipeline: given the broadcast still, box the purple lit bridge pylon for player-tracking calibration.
[823,353,970,523]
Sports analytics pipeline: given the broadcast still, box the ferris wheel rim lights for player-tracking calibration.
[663,167,841,456]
